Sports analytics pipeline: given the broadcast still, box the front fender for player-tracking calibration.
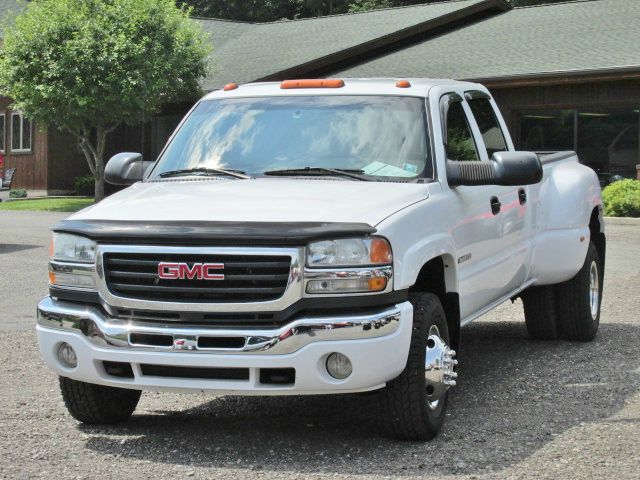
[376,199,458,293]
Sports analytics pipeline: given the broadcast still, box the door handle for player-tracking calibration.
[518,188,527,205]
[490,196,501,215]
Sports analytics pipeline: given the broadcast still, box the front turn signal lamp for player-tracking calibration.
[306,276,388,294]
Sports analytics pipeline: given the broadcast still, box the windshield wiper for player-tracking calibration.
[264,167,371,181]
[159,167,251,179]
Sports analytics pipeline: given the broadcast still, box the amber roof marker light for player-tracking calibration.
[223,82,238,91]
[396,80,411,88]
[280,79,345,89]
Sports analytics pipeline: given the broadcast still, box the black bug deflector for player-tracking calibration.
[52,219,377,246]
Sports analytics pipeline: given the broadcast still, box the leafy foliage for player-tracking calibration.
[0,0,210,199]
[179,0,304,22]
[602,179,640,217]
[9,188,27,198]
[74,175,96,197]
[179,0,572,21]
[446,130,477,161]
[348,0,392,13]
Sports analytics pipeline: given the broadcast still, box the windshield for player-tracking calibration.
[150,95,431,180]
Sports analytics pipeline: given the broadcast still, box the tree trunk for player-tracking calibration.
[93,127,109,202]
[94,163,105,201]
[75,126,110,202]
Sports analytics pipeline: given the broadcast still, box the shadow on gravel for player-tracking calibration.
[0,244,41,254]
[81,320,640,477]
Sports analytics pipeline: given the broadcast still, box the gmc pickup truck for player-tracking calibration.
[37,78,605,440]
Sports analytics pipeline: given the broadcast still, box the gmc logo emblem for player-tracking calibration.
[157,262,225,281]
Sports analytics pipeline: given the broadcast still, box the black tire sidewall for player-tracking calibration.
[410,292,451,426]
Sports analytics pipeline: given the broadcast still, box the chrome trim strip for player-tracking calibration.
[37,297,401,355]
[49,260,95,274]
[95,245,305,312]
[303,265,393,296]
[49,260,97,290]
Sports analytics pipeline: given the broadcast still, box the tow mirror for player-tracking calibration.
[446,151,542,187]
[105,152,154,185]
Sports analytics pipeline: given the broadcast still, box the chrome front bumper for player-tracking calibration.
[37,297,412,394]
[37,297,401,355]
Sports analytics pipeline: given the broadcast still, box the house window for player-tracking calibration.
[0,114,5,152]
[11,111,32,152]
[516,107,640,182]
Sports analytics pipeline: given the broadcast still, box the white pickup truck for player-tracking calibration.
[37,78,605,440]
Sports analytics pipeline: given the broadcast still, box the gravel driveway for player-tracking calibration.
[1,211,639,480]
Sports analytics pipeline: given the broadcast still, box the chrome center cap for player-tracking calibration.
[425,325,457,402]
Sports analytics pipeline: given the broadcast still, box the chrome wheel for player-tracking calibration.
[425,325,457,410]
[589,260,600,320]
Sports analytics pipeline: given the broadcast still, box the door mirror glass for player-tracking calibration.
[104,152,154,185]
[446,151,542,187]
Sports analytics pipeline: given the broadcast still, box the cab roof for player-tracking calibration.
[203,78,486,100]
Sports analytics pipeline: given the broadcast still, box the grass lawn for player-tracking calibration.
[0,197,94,212]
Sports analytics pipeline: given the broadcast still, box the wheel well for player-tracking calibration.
[410,256,460,351]
[589,206,606,280]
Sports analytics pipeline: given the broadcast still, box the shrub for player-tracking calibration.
[74,175,95,197]
[601,179,640,217]
[9,188,27,198]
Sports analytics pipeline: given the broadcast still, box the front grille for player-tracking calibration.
[103,253,291,303]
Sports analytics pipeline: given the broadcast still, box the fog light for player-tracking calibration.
[57,342,77,368]
[326,352,352,379]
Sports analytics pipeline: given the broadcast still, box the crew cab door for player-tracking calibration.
[464,91,532,298]
[440,93,507,318]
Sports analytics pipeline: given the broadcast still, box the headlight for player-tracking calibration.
[305,237,393,294]
[307,237,392,267]
[50,233,96,263]
[49,233,96,289]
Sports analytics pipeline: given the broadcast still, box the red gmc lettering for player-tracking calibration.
[157,262,224,280]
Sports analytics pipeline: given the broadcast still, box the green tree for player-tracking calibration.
[0,0,210,200]
[179,0,352,21]
[348,0,392,13]
[181,0,578,21]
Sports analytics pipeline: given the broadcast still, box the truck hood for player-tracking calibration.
[71,178,429,227]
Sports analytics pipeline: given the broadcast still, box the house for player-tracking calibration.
[1,0,639,192]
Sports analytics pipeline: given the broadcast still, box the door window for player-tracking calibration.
[468,98,508,157]
[445,100,479,161]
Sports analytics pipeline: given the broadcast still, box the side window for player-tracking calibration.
[445,100,479,161]
[0,114,5,152]
[467,97,508,157]
[11,111,32,152]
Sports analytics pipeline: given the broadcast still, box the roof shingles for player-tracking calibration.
[332,0,640,81]
[201,0,497,89]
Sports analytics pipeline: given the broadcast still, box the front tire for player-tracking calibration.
[379,292,455,441]
[59,377,141,424]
